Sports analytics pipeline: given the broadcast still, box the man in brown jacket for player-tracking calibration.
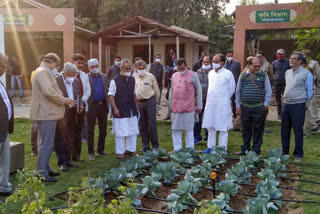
[30,53,76,182]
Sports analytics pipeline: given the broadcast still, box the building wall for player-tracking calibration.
[116,37,196,66]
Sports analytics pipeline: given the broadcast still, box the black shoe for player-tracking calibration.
[309,126,320,133]
[316,120,320,125]
[164,116,171,120]
[96,152,107,156]
[44,176,57,182]
[264,129,271,134]
[59,165,68,172]
[233,151,246,155]
[0,189,14,197]
[49,171,60,177]
[67,162,78,168]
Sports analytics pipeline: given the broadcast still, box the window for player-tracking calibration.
[133,45,154,63]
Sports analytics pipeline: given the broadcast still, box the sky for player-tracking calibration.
[224,0,303,14]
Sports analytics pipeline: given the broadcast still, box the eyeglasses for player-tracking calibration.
[290,57,298,60]
[123,67,131,71]
[252,65,261,68]
[89,65,99,69]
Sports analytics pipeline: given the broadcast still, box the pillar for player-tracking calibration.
[98,37,102,71]
[176,36,180,59]
[233,29,246,70]
[89,41,93,58]
[105,44,110,72]
[148,35,151,64]
[63,31,74,64]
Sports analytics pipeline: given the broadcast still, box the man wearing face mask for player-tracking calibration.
[272,49,290,120]
[169,58,202,152]
[87,59,109,160]
[148,54,165,104]
[193,56,211,145]
[201,54,235,152]
[135,60,160,152]
[108,59,140,159]
[55,63,83,171]
[30,53,76,182]
[107,56,121,85]
[192,51,207,73]
[234,57,272,156]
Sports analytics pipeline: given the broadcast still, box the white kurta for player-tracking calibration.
[202,67,235,131]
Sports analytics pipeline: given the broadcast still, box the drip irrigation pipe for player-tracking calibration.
[276,176,320,185]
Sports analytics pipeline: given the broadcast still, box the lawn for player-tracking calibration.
[2,118,320,213]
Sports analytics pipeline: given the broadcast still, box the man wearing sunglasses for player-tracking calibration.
[234,57,272,156]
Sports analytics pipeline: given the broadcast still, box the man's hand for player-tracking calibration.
[264,106,268,114]
[236,108,241,115]
[78,107,84,114]
[113,108,120,118]
[65,98,76,105]
[196,109,202,114]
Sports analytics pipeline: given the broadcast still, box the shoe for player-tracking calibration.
[303,132,307,138]
[233,151,246,155]
[49,171,60,177]
[131,152,139,157]
[30,152,38,156]
[0,190,14,197]
[88,154,95,161]
[81,138,87,142]
[316,120,320,125]
[294,157,302,162]
[117,154,124,159]
[201,148,212,154]
[136,149,144,153]
[96,152,107,156]
[194,139,202,145]
[164,116,171,120]
[309,126,320,133]
[232,128,241,132]
[67,162,78,168]
[44,176,57,182]
[59,165,68,172]
[264,129,271,134]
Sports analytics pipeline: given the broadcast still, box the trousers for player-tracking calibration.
[115,135,137,154]
[30,120,38,153]
[11,75,23,97]
[275,84,285,116]
[172,130,194,151]
[207,128,228,150]
[0,135,11,192]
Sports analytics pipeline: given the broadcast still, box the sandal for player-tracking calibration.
[117,154,124,159]
[131,152,139,157]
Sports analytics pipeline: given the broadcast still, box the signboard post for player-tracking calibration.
[256,9,291,23]
[0,13,6,86]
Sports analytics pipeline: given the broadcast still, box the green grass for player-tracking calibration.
[2,118,320,213]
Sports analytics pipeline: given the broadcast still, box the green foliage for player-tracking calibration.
[190,161,213,185]
[184,172,207,194]
[105,199,138,214]
[123,187,142,207]
[150,162,179,184]
[263,157,287,177]
[194,201,222,214]
[200,153,226,168]
[256,178,282,207]
[170,151,194,165]
[209,146,228,158]
[154,147,168,157]
[243,198,278,214]
[137,176,161,197]
[142,150,161,163]
[215,180,240,199]
[6,170,53,214]
[267,148,290,164]
[102,167,128,190]
[225,162,251,183]
[240,151,260,170]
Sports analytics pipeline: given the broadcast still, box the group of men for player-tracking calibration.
[0,47,319,196]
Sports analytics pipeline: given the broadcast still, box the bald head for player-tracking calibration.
[0,53,8,76]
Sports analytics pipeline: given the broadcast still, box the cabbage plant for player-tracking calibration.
[225,162,251,183]
[200,153,226,168]
[243,197,278,214]
[102,168,127,190]
[240,151,260,170]
[150,162,179,184]
[137,176,161,197]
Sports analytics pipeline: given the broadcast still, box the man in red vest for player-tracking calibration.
[169,58,202,152]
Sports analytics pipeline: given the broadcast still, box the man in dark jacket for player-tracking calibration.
[192,51,207,72]
[107,56,121,84]
[272,49,291,119]
[0,53,14,197]
[148,53,165,104]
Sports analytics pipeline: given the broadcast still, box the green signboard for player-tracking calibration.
[4,15,29,26]
[256,9,290,23]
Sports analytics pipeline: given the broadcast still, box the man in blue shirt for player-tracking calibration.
[281,52,313,162]
[87,59,109,160]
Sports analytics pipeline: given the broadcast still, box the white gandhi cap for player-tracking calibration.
[88,58,99,67]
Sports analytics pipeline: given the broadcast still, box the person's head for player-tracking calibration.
[135,60,147,77]
[0,53,8,76]
[301,58,308,68]
[200,51,208,61]
[43,53,60,70]
[290,52,305,69]
[276,49,285,60]
[63,62,77,83]
[155,54,161,63]
[134,57,142,63]
[87,58,99,74]
[72,53,85,70]
[169,49,175,55]
[226,50,233,62]
[256,51,265,64]
[114,56,121,66]
[120,59,131,77]
[212,54,225,71]
[248,57,261,74]
[39,55,45,64]
[302,49,311,58]
[246,56,254,65]
[176,58,187,72]
[202,56,211,71]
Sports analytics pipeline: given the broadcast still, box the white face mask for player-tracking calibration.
[137,69,147,76]
[156,58,161,63]
[202,64,211,70]
[123,72,131,77]
[114,61,120,66]
[227,57,233,62]
[50,68,59,76]
[212,63,221,70]
[66,77,75,84]
[91,67,99,74]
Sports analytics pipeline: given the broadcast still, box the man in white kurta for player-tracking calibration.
[202,54,236,152]
[108,59,139,159]
[169,58,202,152]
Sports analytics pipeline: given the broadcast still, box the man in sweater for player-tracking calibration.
[272,49,291,119]
[281,52,313,161]
[148,54,164,104]
[234,57,272,155]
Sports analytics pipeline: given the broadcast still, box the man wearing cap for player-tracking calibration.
[272,49,291,120]
[108,59,139,159]
[71,53,91,162]
[87,59,109,160]
[0,53,14,197]
[281,52,313,161]
[30,53,76,182]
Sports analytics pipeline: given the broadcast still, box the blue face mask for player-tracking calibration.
[115,61,120,66]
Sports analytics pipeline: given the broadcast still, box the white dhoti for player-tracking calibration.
[207,128,228,150]
[113,116,139,155]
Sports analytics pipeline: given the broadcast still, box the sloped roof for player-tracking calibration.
[94,16,217,46]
